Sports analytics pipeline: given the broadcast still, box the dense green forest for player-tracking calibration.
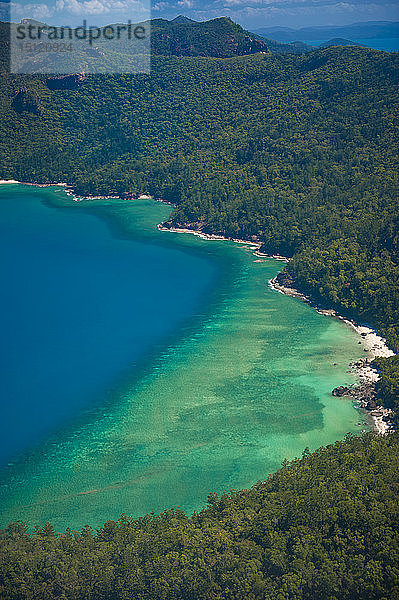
[0,433,398,599]
[0,18,398,597]
[149,17,312,56]
[150,17,270,57]
[1,28,398,411]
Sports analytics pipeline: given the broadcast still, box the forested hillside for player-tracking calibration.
[150,17,271,57]
[1,433,398,599]
[149,18,312,56]
[1,41,398,412]
[0,17,310,71]
[1,23,398,598]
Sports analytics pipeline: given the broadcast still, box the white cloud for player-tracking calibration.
[11,1,54,18]
[9,0,398,28]
[153,1,170,10]
[221,0,272,6]
[54,0,148,15]
[55,0,110,15]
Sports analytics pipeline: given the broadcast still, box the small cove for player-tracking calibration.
[0,185,368,531]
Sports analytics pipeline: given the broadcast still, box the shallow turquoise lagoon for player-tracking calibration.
[0,185,368,531]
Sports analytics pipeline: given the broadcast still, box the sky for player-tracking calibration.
[1,0,399,29]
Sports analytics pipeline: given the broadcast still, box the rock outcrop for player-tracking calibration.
[332,386,351,397]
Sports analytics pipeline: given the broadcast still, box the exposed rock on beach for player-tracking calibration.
[268,271,396,435]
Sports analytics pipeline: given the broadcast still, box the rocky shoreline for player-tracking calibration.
[269,272,395,435]
[157,223,396,436]
[0,180,158,202]
[157,223,292,262]
[332,360,394,435]
[158,222,262,247]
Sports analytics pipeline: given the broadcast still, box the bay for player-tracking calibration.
[0,184,367,531]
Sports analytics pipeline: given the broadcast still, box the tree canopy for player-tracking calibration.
[0,433,398,599]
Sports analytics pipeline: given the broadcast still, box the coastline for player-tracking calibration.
[2,180,394,434]
[268,274,395,435]
[0,179,70,187]
[158,221,396,436]
[0,180,159,203]
[157,224,290,261]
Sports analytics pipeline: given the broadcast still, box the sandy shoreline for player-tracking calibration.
[268,275,394,359]
[158,223,395,435]
[2,180,394,434]
[0,179,69,187]
[268,276,395,434]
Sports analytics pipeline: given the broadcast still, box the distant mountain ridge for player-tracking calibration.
[1,15,316,61]
[253,20,399,42]
[319,38,363,48]
[0,16,316,73]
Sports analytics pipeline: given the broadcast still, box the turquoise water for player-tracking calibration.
[0,185,368,531]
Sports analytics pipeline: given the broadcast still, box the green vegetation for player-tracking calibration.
[1,433,398,599]
[149,18,311,56]
[0,36,397,411]
[150,17,270,57]
[374,356,399,418]
[0,21,398,596]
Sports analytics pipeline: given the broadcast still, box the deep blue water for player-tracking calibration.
[0,186,218,463]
